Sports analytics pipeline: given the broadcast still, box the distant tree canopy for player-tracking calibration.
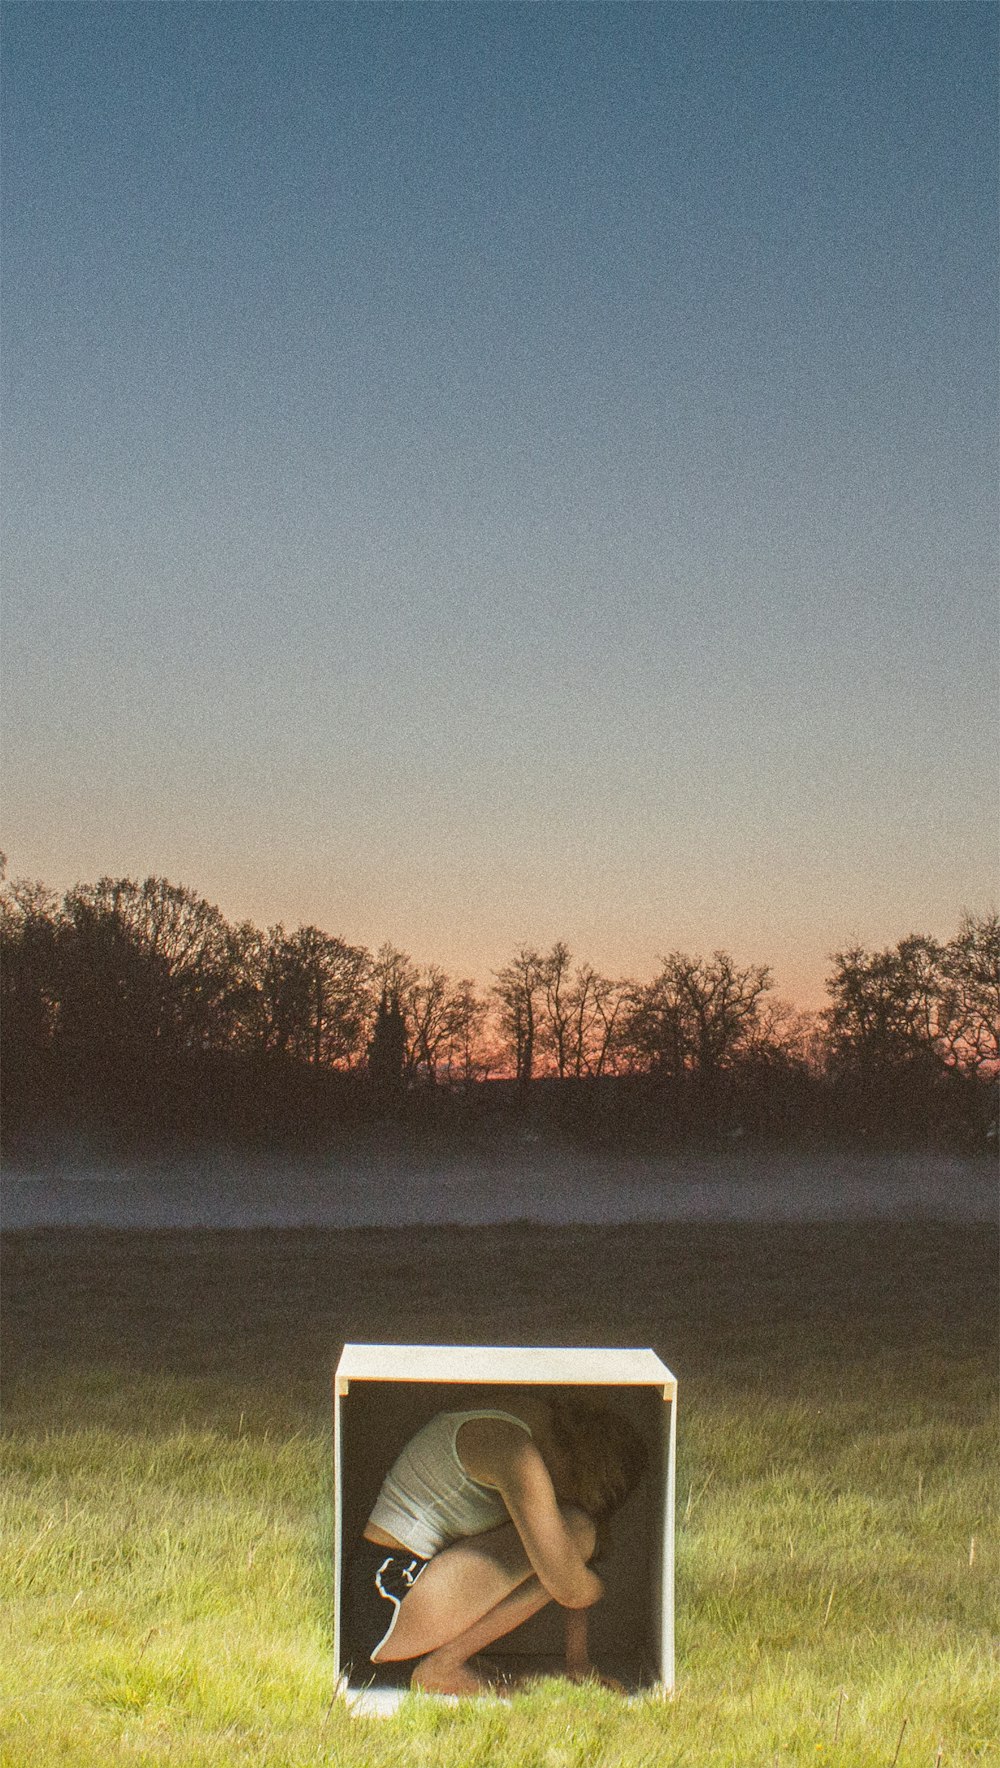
[237,923,371,1068]
[0,854,995,1155]
[824,916,1000,1080]
[491,943,632,1084]
[623,951,774,1080]
[820,917,999,1144]
[56,876,236,1068]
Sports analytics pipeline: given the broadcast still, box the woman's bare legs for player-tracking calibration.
[410,1574,551,1694]
[372,1505,596,1694]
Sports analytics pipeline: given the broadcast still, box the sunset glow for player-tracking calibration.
[2,2,996,1012]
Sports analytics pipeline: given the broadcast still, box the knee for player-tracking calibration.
[561,1503,597,1562]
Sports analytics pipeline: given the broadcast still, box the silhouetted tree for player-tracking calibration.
[367,989,407,1100]
[439,978,490,1085]
[3,846,989,1155]
[223,919,275,1054]
[563,965,633,1078]
[0,861,61,1139]
[625,950,773,1080]
[405,965,490,1085]
[403,964,449,1081]
[368,945,420,1076]
[824,935,948,1076]
[370,943,419,1002]
[540,941,574,1078]
[493,947,547,1086]
[939,911,1000,1076]
[820,931,986,1144]
[246,923,371,1068]
[55,876,235,1072]
[364,946,492,1087]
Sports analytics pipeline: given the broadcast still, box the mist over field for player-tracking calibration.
[5,1149,993,1230]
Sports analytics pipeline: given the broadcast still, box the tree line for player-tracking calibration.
[1,856,996,1157]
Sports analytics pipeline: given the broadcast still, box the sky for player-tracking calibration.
[2,1,997,1009]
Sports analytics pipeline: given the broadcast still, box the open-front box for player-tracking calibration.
[333,1344,677,1712]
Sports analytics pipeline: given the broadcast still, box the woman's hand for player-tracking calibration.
[563,1609,626,1692]
[571,1667,629,1693]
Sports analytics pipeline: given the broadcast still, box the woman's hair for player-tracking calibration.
[546,1393,648,1557]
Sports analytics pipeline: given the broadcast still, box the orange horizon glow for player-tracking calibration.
[5,842,985,1023]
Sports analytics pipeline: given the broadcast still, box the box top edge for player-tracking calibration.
[335,1343,676,1383]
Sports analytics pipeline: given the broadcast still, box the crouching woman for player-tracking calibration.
[346,1393,647,1694]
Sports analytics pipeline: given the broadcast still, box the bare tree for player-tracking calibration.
[359,948,493,1087]
[492,946,547,1085]
[540,941,574,1078]
[406,965,487,1085]
[494,942,630,1082]
[823,935,951,1076]
[58,875,235,1060]
[625,950,773,1079]
[0,867,61,1115]
[939,910,1000,1075]
[439,978,491,1084]
[562,964,634,1078]
[371,943,419,1008]
[246,923,371,1068]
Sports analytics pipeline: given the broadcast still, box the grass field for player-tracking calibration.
[1,1221,997,1766]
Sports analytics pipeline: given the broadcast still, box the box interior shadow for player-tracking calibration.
[337,1380,667,1693]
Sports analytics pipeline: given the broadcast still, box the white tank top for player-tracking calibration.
[367,1409,533,1558]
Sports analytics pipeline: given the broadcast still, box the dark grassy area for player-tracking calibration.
[3,1222,995,1422]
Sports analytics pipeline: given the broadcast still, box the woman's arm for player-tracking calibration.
[460,1420,604,1610]
[563,1608,627,1693]
[498,1445,604,1608]
[564,1607,592,1677]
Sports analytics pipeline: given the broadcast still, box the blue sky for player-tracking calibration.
[3,1,997,1004]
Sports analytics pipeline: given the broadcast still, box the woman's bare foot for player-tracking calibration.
[410,1655,489,1696]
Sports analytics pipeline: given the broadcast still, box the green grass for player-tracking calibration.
[1,1225,997,1765]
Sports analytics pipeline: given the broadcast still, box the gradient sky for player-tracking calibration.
[2,1,997,1008]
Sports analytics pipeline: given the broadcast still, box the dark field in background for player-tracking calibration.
[3,1224,995,1422]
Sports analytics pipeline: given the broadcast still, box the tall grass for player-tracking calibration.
[2,1223,996,1765]
[2,1357,995,1766]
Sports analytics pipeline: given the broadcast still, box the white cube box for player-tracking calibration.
[333,1344,677,1711]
